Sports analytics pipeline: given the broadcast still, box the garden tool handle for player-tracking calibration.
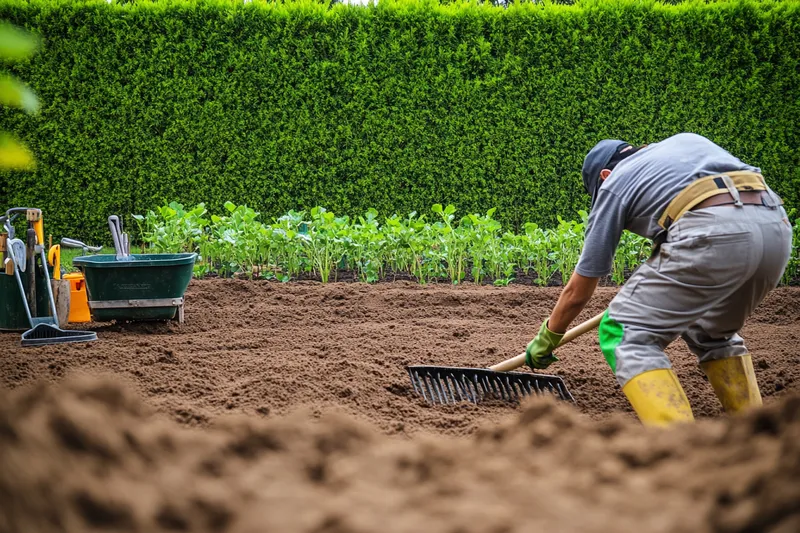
[108,216,124,258]
[61,237,103,252]
[48,244,61,280]
[60,237,85,248]
[488,310,606,372]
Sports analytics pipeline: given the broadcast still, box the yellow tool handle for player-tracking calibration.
[34,218,44,246]
[488,310,606,372]
[48,244,61,280]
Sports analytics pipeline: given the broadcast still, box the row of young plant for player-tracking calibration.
[133,202,799,286]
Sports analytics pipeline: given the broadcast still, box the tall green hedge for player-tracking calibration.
[0,0,798,242]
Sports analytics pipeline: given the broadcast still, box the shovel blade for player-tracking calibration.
[407,366,574,405]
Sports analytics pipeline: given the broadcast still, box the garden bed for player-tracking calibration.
[1,280,799,532]
[1,280,798,434]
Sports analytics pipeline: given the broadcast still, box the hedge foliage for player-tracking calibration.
[0,0,798,242]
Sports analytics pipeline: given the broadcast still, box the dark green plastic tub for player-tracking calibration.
[0,267,53,332]
[73,253,197,322]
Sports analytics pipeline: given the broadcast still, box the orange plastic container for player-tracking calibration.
[64,272,91,323]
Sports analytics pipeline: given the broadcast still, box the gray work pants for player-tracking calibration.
[599,205,793,388]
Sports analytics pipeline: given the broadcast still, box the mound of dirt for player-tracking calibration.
[1,282,798,437]
[2,376,799,533]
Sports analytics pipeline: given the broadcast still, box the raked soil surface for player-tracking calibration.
[1,280,799,435]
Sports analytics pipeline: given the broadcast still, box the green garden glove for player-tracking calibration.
[525,320,564,370]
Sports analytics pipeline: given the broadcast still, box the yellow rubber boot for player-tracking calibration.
[700,354,762,414]
[622,369,695,427]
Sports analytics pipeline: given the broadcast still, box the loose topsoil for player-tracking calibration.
[2,281,799,434]
[1,281,800,532]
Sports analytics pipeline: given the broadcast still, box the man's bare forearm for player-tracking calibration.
[547,272,600,333]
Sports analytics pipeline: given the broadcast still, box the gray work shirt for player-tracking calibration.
[575,133,762,278]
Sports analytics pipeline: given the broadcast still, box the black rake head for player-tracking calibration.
[21,324,97,347]
[407,365,574,405]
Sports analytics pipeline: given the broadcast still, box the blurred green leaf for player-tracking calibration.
[0,23,38,62]
[0,133,35,169]
[0,75,39,113]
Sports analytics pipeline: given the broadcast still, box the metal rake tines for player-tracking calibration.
[406,366,574,405]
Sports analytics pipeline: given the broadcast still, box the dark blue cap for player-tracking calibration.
[582,139,628,207]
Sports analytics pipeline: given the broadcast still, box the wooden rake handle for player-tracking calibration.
[488,310,605,372]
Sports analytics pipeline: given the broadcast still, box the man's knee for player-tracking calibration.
[681,330,747,363]
[599,315,675,387]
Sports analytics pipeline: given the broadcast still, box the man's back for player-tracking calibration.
[577,133,762,277]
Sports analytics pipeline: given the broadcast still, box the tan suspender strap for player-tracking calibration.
[657,171,773,229]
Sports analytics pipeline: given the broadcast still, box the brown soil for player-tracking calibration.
[1,281,800,532]
[1,376,799,533]
[1,281,799,435]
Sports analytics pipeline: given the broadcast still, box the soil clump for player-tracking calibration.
[1,376,799,533]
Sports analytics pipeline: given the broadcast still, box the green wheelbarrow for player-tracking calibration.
[73,253,197,323]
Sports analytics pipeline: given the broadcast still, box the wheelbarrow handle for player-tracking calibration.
[488,310,606,372]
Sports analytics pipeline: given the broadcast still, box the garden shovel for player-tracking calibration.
[407,310,604,405]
